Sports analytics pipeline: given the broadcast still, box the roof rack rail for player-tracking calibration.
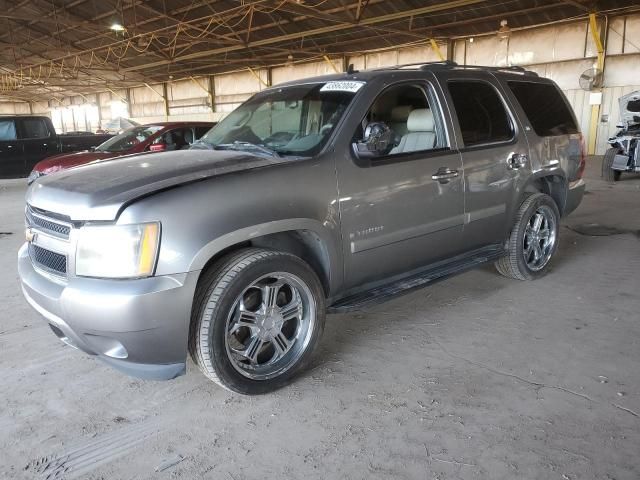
[369,61,538,77]
[419,60,458,70]
[372,60,458,71]
[456,65,539,77]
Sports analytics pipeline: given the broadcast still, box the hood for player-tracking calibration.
[27,150,290,221]
[34,151,118,174]
[618,90,640,126]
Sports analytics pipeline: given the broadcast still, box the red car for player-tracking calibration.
[28,121,215,184]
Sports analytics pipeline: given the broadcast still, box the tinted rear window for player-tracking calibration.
[508,81,578,137]
[448,81,513,147]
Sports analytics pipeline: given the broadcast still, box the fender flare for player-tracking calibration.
[188,218,343,292]
[518,170,568,215]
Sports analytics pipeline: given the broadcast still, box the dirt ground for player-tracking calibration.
[1,157,639,480]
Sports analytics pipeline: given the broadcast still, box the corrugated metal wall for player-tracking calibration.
[0,101,47,115]
[3,13,640,151]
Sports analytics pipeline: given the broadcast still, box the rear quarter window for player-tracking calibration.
[507,81,579,137]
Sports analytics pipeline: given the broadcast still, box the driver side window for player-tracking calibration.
[356,83,443,157]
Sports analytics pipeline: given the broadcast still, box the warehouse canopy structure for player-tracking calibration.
[0,0,639,102]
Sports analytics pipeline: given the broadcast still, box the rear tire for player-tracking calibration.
[495,193,560,281]
[189,248,326,394]
[602,148,622,182]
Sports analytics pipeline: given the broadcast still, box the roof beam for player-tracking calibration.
[562,0,593,13]
[123,0,488,72]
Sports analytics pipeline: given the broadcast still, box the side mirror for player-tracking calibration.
[149,143,166,152]
[352,122,395,159]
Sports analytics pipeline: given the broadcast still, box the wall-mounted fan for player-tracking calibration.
[579,68,603,91]
[497,19,511,40]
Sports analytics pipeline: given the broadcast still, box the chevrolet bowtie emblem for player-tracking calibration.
[25,228,37,243]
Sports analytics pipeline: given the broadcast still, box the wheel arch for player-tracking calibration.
[189,219,341,298]
[522,173,567,216]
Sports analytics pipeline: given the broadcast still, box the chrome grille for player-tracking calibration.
[29,244,67,275]
[26,207,71,239]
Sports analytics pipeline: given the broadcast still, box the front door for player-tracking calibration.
[0,119,23,177]
[336,79,466,290]
[436,71,531,248]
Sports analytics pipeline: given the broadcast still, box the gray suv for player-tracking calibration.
[19,62,586,394]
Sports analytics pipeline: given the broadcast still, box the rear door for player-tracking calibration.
[436,71,531,248]
[336,76,466,289]
[18,117,58,172]
[0,119,23,177]
[499,78,583,185]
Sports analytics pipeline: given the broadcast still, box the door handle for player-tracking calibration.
[507,152,528,169]
[432,168,459,183]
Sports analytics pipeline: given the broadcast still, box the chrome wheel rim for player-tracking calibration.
[523,205,557,271]
[224,272,316,380]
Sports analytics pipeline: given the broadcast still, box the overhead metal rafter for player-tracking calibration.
[2,0,640,101]
[123,0,489,72]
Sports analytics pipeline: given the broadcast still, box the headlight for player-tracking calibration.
[27,170,43,185]
[76,223,160,279]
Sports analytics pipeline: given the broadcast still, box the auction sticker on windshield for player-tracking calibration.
[320,81,365,93]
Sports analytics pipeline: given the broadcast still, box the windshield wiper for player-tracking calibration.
[215,141,280,158]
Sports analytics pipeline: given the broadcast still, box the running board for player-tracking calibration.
[328,246,505,313]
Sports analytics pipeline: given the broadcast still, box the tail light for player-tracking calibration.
[576,134,587,179]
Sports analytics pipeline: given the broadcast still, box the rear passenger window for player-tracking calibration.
[0,120,17,141]
[508,81,578,136]
[448,81,513,147]
[21,118,50,139]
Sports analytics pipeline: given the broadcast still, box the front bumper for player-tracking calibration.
[18,243,200,380]
[564,179,586,217]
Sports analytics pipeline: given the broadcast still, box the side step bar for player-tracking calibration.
[328,246,505,313]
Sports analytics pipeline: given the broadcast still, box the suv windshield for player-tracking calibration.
[199,82,360,157]
[96,126,164,153]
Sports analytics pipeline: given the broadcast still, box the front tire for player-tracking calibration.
[495,193,560,281]
[602,148,622,182]
[189,248,326,394]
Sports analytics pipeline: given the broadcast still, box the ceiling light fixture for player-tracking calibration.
[110,23,126,32]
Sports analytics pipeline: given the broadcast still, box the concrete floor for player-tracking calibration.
[1,157,639,480]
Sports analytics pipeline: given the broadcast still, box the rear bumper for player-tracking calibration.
[18,243,199,381]
[564,179,586,217]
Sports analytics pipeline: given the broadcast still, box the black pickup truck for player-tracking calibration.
[0,115,113,178]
